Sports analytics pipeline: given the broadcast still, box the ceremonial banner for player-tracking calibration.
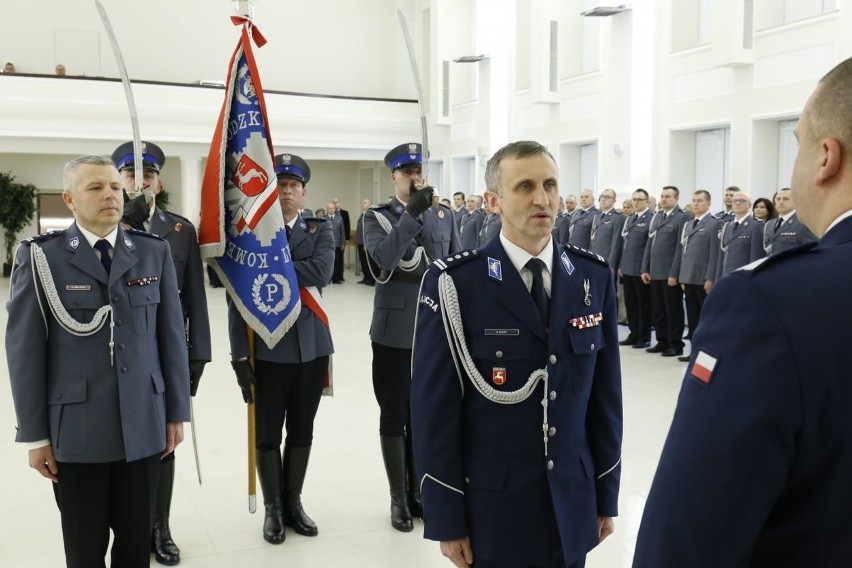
[199,18,299,348]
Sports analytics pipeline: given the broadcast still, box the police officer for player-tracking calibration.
[355,199,376,285]
[616,189,654,348]
[326,201,346,283]
[458,194,485,249]
[7,155,190,567]
[229,153,333,545]
[640,186,690,357]
[363,142,460,532]
[477,199,502,248]
[716,190,765,280]
[412,141,622,568]
[112,140,211,566]
[669,190,721,361]
[634,56,852,567]
[763,187,818,255]
[589,188,625,266]
[561,188,598,248]
[713,186,738,222]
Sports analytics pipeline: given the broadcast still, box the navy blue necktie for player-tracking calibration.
[526,258,549,328]
[94,239,112,275]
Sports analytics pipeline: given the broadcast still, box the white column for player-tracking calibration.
[179,157,203,225]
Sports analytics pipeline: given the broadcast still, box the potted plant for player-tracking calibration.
[0,171,38,277]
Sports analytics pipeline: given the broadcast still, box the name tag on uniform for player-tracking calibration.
[66,284,91,291]
[484,328,519,336]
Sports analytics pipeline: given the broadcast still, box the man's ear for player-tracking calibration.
[484,190,501,215]
[815,137,844,186]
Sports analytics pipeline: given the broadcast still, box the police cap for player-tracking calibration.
[384,142,423,171]
[111,141,166,173]
[273,153,310,184]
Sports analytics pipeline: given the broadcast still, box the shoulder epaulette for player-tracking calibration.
[739,242,818,274]
[23,230,62,245]
[127,228,165,240]
[162,210,194,225]
[372,203,392,211]
[432,249,479,272]
[566,244,608,266]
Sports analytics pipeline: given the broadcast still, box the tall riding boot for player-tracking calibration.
[282,445,319,536]
[256,449,285,544]
[151,457,181,565]
[405,434,424,520]
[380,436,413,532]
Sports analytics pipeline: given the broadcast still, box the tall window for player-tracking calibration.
[777,120,798,188]
[698,0,714,45]
[580,143,598,192]
[582,0,601,72]
[785,0,837,22]
[694,128,731,209]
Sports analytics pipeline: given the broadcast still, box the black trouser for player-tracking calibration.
[357,244,376,283]
[332,247,344,282]
[622,274,651,342]
[649,279,684,349]
[371,342,412,437]
[54,454,160,568]
[254,357,328,450]
[683,283,707,342]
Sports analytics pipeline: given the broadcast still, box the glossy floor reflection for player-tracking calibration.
[0,266,686,567]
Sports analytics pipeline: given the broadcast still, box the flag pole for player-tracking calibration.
[247,327,257,514]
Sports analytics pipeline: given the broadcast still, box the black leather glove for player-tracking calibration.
[405,180,434,219]
[122,190,149,229]
[189,360,206,397]
[231,359,256,404]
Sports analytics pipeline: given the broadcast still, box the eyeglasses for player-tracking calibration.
[632,197,647,202]
[599,195,615,200]
[732,199,748,205]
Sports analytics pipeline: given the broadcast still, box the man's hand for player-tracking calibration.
[164,422,184,456]
[231,359,256,403]
[189,360,206,397]
[597,516,615,543]
[121,190,149,229]
[29,446,58,482]
[405,180,433,219]
[640,272,651,284]
[440,537,473,567]
[704,279,714,293]
[667,276,678,287]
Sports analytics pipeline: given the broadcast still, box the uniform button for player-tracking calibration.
[112,296,118,303]
[549,391,557,401]
[118,344,125,351]
[549,354,557,364]
[115,320,122,326]
[495,350,503,358]
[465,477,470,483]
[547,460,554,470]
[590,343,595,350]
[548,426,556,436]
[56,394,62,400]
[120,366,128,373]
[146,295,151,300]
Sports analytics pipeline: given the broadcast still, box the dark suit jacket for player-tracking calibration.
[634,217,852,567]
[7,223,190,463]
[412,237,622,567]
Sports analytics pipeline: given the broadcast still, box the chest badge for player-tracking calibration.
[560,251,575,276]
[69,236,80,249]
[174,222,183,233]
[583,279,592,306]
[492,367,507,386]
[438,209,445,219]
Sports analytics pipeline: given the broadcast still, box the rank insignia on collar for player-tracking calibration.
[159,212,166,222]
[438,209,444,219]
[300,221,307,230]
[492,367,506,386]
[127,276,159,287]
[395,205,404,214]
[487,257,502,281]
[174,222,183,232]
[561,251,575,276]
[124,237,133,248]
[569,312,603,329]
[69,236,80,249]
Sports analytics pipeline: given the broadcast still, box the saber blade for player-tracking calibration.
[396,10,430,184]
[190,398,202,486]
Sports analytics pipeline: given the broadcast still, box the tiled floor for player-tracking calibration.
[0,266,687,567]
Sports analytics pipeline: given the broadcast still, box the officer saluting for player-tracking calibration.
[412,141,622,568]
[6,155,190,567]
[229,153,334,545]
[112,140,211,566]
[363,142,460,532]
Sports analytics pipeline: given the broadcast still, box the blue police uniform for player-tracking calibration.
[477,212,502,248]
[762,211,817,255]
[716,216,765,280]
[458,208,485,250]
[588,209,625,265]
[412,236,622,567]
[633,215,852,567]
[562,206,598,249]
[616,209,653,346]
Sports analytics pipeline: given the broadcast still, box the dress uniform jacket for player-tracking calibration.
[633,216,852,568]
[616,210,653,276]
[328,213,346,247]
[762,212,817,255]
[670,215,722,285]
[563,207,598,249]
[149,208,211,363]
[716,217,765,280]
[552,211,570,239]
[411,237,622,567]
[364,198,459,349]
[458,208,485,250]
[641,208,690,279]
[7,223,190,463]
[588,209,625,265]
[477,213,502,248]
[229,215,334,363]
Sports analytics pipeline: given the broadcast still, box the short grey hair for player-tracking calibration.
[484,141,556,196]
[63,155,115,192]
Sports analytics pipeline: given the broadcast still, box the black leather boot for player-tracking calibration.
[257,449,285,544]
[380,436,413,532]
[282,445,319,536]
[405,434,424,520]
[151,456,181,565]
